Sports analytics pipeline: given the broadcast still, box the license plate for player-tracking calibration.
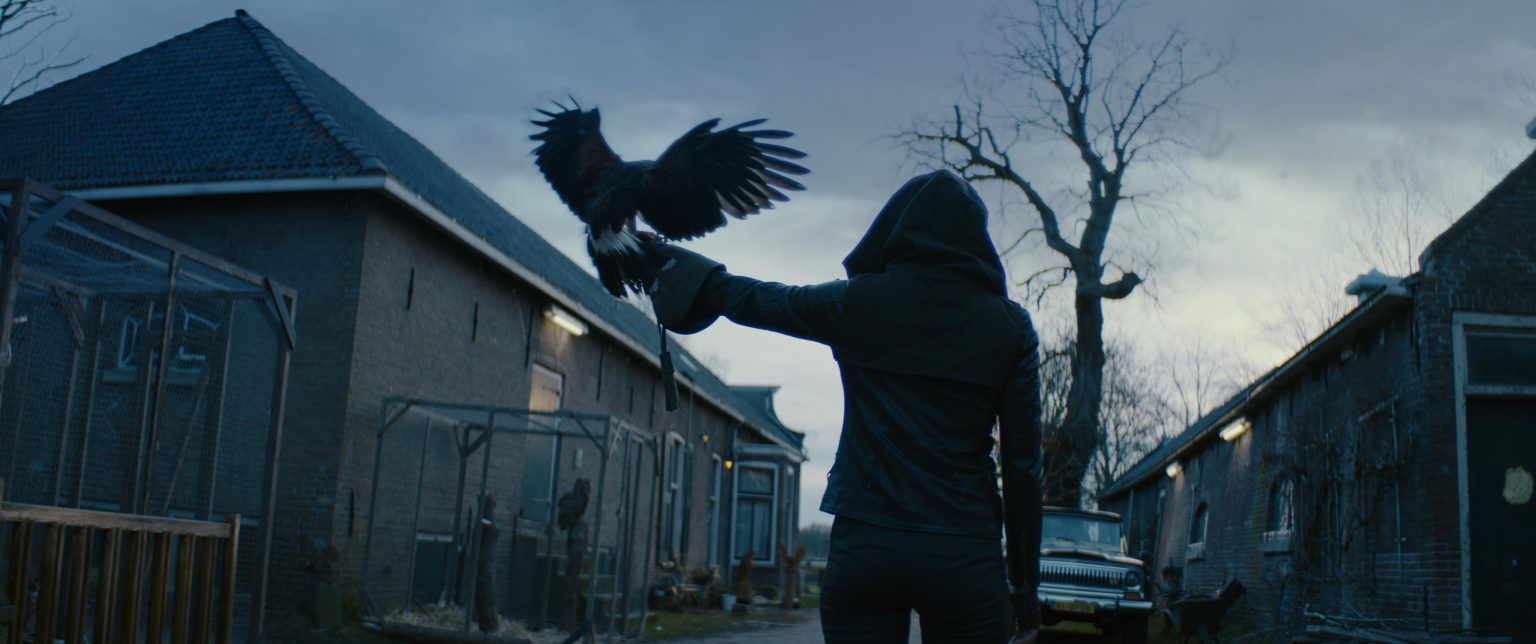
[1053,599,1095,614]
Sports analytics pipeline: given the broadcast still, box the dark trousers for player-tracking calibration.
[820,516,1011,643]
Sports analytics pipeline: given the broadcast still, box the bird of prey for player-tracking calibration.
[530,100,810,298]
[557,478,591,531]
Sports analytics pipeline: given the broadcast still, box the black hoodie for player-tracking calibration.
[650,170,1043,591]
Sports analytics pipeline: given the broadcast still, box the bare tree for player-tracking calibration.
[1162,334,1252,431]
[1086,342,1176,502]
[903,0,1227,505]
[1,0,84,105]
[1034,334,1181,505]
[1260,146,1456,354]
[1346,148,1454,278]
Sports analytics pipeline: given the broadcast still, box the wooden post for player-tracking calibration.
[217,515,239,644]
[119,532,148,644]
[94,529,121,644]
[147,532,172,644]
[0,182,31,390]
[36,524,65,644]
[64,527,90,644]
[7,521,33,644]
[193,536,215,644]
[172,534,194,644]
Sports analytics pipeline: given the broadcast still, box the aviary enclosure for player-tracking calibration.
[0,178,295,641]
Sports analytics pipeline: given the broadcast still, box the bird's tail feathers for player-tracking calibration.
[587,229,657,298]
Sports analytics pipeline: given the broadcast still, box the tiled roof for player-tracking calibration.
[1098,287,1414,501]
[0,11,802,450]
[728,386,806,446]
[1096,383,1257,500]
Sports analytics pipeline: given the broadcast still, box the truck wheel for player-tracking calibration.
[1119,615,1148,644]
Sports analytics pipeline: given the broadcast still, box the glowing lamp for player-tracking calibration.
[724,459,734,471]
[544,304,589,336]
[1165,461,1183,478]
[1219,419,1251,442]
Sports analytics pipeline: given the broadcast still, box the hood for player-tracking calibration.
[842,170,1006,295]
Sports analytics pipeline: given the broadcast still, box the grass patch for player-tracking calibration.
[642,607,806,641]
[798,593,820,610]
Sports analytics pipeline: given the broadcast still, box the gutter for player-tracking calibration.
[67,176,798,451]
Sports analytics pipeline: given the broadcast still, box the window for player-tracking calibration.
[732,463,778,564]
[658,434,691,563]
[708,454,723,567]
[1266,478,1293,534]
[520,365,563,522]
[1187,502,1208,560]
[1466,330,1536,388]
[1264,476,1294,552]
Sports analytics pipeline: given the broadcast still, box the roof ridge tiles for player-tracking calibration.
[234,10,388,175]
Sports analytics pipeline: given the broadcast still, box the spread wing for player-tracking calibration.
[529,101,622,220]
[638,118,809,240]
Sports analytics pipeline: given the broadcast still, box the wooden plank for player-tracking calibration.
[35,524,64,644]
[94,529,121,644]
[7,521,32,644]
[119,531,147,644]
[64,527,89,644]
[0,502,232,538]
[193,537,215,644]
[147,532,172,644]
[171,535,194,644]
[216,515,239,644]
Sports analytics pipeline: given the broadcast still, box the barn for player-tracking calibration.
[1099,149,1536,638]
[0,10,806,637]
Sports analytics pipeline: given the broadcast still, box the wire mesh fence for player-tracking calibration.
[0,178,294,640]
[360,398,662,640]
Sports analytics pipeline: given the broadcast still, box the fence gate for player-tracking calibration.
[1,480,242,644]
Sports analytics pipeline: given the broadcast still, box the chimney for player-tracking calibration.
[1345,269,1409,303]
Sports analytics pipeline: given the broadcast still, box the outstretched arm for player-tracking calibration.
[648,242,846,344]
[998,311,1043,626]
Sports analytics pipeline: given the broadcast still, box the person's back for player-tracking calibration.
[648,170,1042,643]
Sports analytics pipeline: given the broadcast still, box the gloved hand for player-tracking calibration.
[638,239,724,334]
[1009,588,1040,644]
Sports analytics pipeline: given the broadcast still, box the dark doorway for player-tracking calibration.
[1466,397,1536,636]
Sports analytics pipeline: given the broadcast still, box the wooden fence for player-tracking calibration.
[0,481,240,644]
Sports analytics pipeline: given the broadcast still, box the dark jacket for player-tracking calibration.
[650,170,1043,591]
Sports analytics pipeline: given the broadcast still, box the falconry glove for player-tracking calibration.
[644,241,725,335]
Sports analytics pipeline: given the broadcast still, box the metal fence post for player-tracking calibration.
[0,181,30,384]
[248,294,293,644]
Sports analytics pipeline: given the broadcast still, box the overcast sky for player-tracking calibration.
[28,0,1536,525]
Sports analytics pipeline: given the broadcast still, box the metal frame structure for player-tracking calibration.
[360,397,663,640]
[0,178,295,642]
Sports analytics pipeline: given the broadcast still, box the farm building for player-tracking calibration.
[0,10,806,637]
[1099,149,1536,639]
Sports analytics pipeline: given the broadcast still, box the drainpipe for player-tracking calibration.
[1390,401,1404,577]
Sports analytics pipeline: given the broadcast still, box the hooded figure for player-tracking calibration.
[647,170,1042,643]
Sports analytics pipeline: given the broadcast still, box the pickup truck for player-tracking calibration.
[1037,507,1151,644]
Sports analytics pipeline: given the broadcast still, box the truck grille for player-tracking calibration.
[1040,562,1124,589]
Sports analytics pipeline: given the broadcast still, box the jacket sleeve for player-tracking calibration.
[998,309,1043,594]
[692,269,848,345]
[646,241,847,343]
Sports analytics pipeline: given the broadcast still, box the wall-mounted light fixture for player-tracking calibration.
[723,459,734,471]
[1166,461,1183,478]
[1219,418,1252,442]
[544,303,588,336]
